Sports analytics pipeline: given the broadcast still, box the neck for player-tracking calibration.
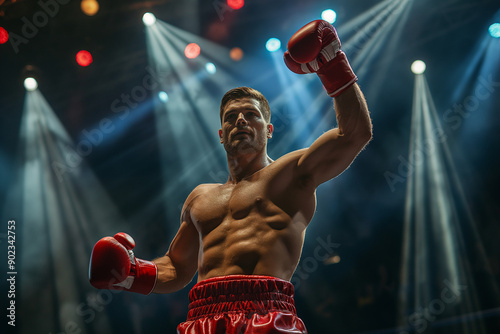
[226,150,273,183]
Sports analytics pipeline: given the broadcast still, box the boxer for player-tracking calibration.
[89,19,372,333]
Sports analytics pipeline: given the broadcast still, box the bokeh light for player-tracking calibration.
[411,60,426,74]
[184,43,201,59]
[230,47,244,61]
[321,9,337,24]
[0,27,8,44]
[143,12,156,26]
[76,50,93,67]
[489,23,500,38]
[24,77,38,91]
[265,38,281,52]
[205,62,216,74]
[158,91,169,103]
[81,0,99,16]
[227,0,244,10]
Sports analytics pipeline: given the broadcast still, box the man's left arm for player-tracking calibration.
[284,20,372,187]
[297,84,372,187]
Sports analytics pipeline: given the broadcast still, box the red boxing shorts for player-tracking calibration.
[177,275,308,334]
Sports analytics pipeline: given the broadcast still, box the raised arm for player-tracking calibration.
[296,84,371,186]
[284,20,372,187]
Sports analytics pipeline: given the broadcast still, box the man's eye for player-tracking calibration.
[225,114,235,121]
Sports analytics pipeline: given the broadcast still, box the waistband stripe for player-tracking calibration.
[186,275,297,320]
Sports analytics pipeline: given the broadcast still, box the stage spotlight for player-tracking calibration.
[266,38,281,52]
[185,42,201,59]
[158,91,168,103]
[411,60,426,74]
[143,12,156,26]
[205,62,216,74]
[230,47,243,61]
[227,0,244,10]
[321,9,337,24]
[0,27,8,44]
[76,50,93,67]
[396,74,498,331]
[489,23,500,38]
[15,87,126,334]
[24,77,38,91]
[81,0,99,16]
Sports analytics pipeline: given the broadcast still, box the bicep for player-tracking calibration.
[152,219,199,293]
[167,187,202,270]
[166,218,200,277]
[297,128,368,187]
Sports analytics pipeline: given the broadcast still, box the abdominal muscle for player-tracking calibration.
[196,211,306,282]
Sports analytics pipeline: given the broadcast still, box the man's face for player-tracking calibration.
[219,97,273,156]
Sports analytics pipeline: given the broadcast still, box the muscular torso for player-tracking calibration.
[187,150,316,282]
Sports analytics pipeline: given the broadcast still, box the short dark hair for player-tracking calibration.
[220,87,271,123]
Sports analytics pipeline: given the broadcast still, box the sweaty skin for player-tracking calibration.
[152,84,372,293]
[189,150,315,281]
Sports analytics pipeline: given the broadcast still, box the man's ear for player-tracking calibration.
[219,129,223,143]
[267,124,274,138]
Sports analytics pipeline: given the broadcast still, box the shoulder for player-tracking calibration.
[264,148,308,174]
[263,148,315,190]
[274,148,308,164]
[181,183,221,214]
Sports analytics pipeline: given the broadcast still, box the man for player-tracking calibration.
[89,20,372,333]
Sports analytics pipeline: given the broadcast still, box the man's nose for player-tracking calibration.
[236,113,247,126]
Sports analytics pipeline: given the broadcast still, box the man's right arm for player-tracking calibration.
[89,187,201,295]
[151,186,203,293]
[152,212,199,293]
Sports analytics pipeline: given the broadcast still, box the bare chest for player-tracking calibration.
[189,181,289,235]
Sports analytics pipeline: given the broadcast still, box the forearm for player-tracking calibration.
[152,254,196,294]
[333,84,372,141]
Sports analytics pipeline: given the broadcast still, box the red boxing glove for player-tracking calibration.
[284,20,357,97]
[89,232,157,295]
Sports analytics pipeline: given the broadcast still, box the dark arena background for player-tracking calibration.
[1,0,500,333]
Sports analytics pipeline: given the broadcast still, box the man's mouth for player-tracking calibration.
[234,131,250,138]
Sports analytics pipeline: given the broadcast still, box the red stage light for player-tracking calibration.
[227,0,244,10]
[184,43,201,59]
[76,50,93,67]
[0,27,9,44]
